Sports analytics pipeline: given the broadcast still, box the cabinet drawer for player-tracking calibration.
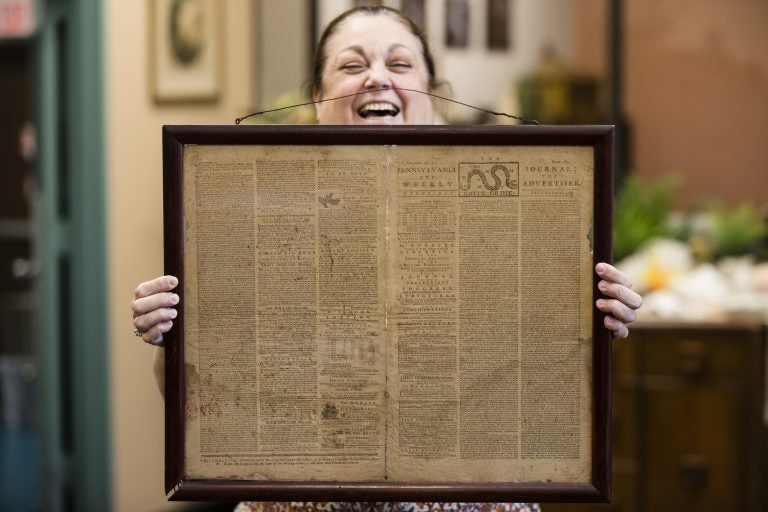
[644,386,748,511]
[631,327,758,379]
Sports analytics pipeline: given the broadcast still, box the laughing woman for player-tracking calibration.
[131,6,642,512]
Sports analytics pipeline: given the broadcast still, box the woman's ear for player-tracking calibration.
[312,86,322,123]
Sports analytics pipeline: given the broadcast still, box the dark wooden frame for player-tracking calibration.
[163,124,614,502]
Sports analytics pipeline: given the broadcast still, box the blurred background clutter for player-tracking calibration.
[0,0,766,510]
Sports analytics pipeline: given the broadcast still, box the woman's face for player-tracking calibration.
[314,13,434,125]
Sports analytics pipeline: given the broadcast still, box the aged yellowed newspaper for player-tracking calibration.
[181,144,594,484]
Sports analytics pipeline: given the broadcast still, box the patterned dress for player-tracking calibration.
[234,503,541,512]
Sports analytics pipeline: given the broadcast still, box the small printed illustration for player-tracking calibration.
[458,162,519,197]
[321,401,339,420]
[319,192,341,208]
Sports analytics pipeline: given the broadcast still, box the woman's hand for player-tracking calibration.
[131,275,179,346]
[595,263,643,339]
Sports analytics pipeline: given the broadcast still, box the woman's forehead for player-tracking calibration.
[326,13,423,56]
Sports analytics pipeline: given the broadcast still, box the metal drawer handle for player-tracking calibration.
[678,454,709,491]
[677,340,708,379]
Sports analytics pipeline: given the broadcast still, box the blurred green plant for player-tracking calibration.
[613,175,679,261]
[709,201,767,260]
[613,175,768,263]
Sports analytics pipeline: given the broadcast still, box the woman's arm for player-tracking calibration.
[132,275,179,395]
[153,346,165,397]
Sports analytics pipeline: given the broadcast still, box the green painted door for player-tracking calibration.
[33,0,109,510]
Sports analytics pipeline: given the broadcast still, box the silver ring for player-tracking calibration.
[133,328,145,337]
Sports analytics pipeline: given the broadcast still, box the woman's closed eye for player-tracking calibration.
[389,60,412,70]
[341,61,366,72]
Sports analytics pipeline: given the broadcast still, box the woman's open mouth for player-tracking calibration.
[357,102,401,119]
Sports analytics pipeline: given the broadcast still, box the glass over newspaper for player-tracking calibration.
[181,144,595,484]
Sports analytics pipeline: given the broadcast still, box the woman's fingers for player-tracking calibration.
[597,279,643,310]
[131,275,179,317]
[133,306,178,346]
[138,320,174,346]
[594,262,643,339]
[132,291,180,317]
[595,262,633,289]
[133,306,178,333]
[595,263,643,339]
[596,297,637,324]
[133,275,178,300]
[604,315,629,339]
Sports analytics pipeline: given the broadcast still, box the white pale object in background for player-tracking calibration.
[753,262,768,292]
[616,238,694,295]
[619,239,768,320]
[670,264,730,304]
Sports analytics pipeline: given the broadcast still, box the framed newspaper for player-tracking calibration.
[163,125,614,502]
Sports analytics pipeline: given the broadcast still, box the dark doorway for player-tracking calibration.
[0,40,41,511]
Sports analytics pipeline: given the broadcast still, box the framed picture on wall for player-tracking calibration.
[151,0,223,102]
[487,0,511,49]
[446,0,469,48]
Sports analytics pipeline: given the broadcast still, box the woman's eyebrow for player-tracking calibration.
[337,44,415,57]
[388,43,413,55]
[338,45,366,57]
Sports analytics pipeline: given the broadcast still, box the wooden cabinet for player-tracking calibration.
[547,320,768,512]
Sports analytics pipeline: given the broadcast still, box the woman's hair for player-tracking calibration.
[309,6,439,98]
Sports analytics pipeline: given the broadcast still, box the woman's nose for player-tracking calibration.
[364,64,392,89]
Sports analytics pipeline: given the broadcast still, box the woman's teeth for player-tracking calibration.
[358,102,400,118]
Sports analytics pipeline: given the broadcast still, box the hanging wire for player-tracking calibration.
[235,87,539,125]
